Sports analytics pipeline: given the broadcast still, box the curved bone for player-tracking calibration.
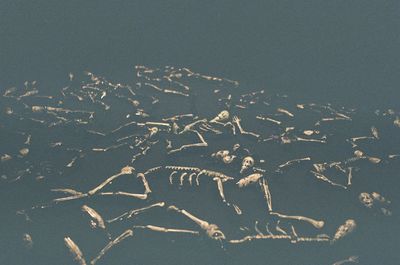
[169,171,178,184]
[214,177,228,205]
[188,173,197,186]
[137,173,152,194]
[270,212,324,229]
[81,205,106,230]
[64,237,87,265]
[179,173,188,186]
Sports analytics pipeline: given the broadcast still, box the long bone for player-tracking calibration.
[277,108,294,117]
[260,178,273,212]
[232,115,260,138]
[332,256,359,265]
[88,166,135,196]
[270,212,325,229]
[137,173,152,194]
[310,170,347,190]
[107,202,165,223]
[168,129,208,154]
[30,167,147,210]
[81,205,110,239]
[214,177,229,205]
[168,205,225,241]
[133,225,199,235]
[256,115,282,125]
[90,229,134,265]
[278,157,311,170]
[64,237,87,265]
[143,82,189,97]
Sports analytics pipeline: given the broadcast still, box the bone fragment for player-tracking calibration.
[270,212,324,229]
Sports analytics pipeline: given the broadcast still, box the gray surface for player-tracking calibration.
[1,1,399,264]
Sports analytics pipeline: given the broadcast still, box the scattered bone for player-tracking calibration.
[168,205,225,241]
[81,205,106,230]
[295,136,326,144]
[179,172,188,186]
[359,192,392,215]
[229,234,291,244]
[137,173,152,194]
[168,130,208,154]
[19,148,29,157]
[22,233,33,249]
[277,108,294,117]
[367,156,381,164]
[66,156,78,168]
[256,115,282,125]
[232,115,260,138]
[332,256,359,265]
[303,130,319,136]
[332,219,356,243]
[210,110,230,123]
[24,135,32,145]
[371,126,379,139]
[278,157,311,169]
[371,192,390,204]
[260,178,273,212]
[214,177,229,205]
[310,171,347,189]
[347,167,353,186]
[134,225,199,235]
[236,173,262,188]
[270,212,324,229]
[108,202,165,223]
[1,154,12,162]
[394,117,400,127]
[90,229,133,265]
[197,169,234,184]
[144,82,189,97]
[88,166,135,196]
[92,143,127,152]
[64,237,87,265]
[233,204,242,215]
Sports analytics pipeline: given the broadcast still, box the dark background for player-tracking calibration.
[1,1,400,265]
[1,0,399,107]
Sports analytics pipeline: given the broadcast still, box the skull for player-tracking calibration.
[354,150,364,158]
[240,156,254,174]
[210,110,230,123]
[149,127,159,138]
[359,192,374,208]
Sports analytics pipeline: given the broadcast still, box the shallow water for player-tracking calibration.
[1,2,400,265]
